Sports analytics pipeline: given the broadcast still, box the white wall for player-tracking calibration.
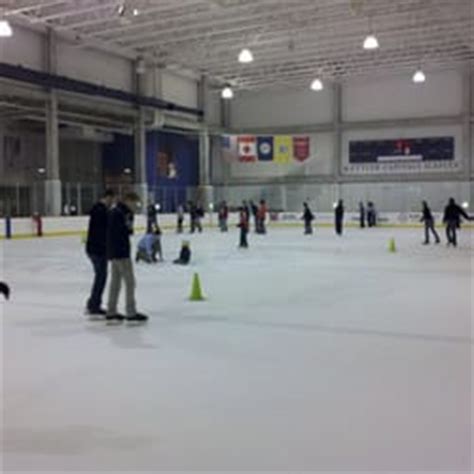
[57,42,132,91]
[161,71,198,109]
[0,25,44,70]
[342,70,464,121]
[230,87,334,129]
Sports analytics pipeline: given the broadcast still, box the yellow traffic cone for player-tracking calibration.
[189,273,205,301]
[388,238,397,253]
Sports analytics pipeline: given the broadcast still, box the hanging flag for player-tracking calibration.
[293,136,310,162]
[257,136,274,161]
[274,135,292,163]
[221,135,237,162]
[238,135,257,162]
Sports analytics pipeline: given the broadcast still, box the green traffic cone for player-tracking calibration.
[388,238,397,253]
[189,273,205,301]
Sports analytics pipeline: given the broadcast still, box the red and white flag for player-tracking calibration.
[238,135,257,162]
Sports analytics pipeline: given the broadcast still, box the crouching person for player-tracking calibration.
[136,226,163,263]
[106,192,148,322]
[173,241,191,265]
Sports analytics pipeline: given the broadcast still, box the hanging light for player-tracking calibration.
[413,69,426,83]
[132,8,139,16]
[310,78,323,91]
[238,48,254,64]
[221,86,234,99]
[462,201,469,209]
[117,4,126,16]
[363,34,379,50]
[0,19,12,38]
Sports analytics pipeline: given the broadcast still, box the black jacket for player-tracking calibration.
[335,204,344,220]
[86,201,108,256]
[107,202,134,260]
[443,203,470,225]
[303,207,314,222]
[421,206,434,222]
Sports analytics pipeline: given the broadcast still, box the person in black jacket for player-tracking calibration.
[443,197,472,247]
[420,201,440,245]
[106,192,148,322]
[146,202,158,233]
[302,202,314,234]
[334,199,344,235]
[359,201,366,228]
[85,189,116,316]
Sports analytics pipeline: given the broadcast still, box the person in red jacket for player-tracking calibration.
[238,207,249,248]
[257,199,268,234]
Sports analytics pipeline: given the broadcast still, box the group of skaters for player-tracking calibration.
[302,197,472,247]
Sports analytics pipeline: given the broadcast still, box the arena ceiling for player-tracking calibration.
[2,0,474,91]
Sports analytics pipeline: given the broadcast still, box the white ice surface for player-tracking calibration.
[1,226,473,473]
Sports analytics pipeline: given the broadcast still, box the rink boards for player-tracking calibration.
[1,211,472,239]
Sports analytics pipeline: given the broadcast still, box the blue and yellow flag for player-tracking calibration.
[274,135,292,163]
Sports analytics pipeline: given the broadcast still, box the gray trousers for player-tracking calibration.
[107,259,137,317]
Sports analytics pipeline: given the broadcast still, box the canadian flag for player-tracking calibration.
[238,136,257,162]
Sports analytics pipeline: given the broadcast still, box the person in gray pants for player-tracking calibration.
[106,192,148,322]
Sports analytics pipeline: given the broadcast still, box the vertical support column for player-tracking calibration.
[332,82,343,204]
[133,59,148,209]
[198,75,213,207]
[44,28,62,216]
[45,90,61,215]
[134,106,148,208]
[462,65,472,179]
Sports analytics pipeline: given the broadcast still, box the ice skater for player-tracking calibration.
[106,192,148,322]
[302,202,314,234]
[85,189,116,317]
[420,201,440,245]
[218,201,229,232]
[367,201,377,227]
[359,201,366,228]
[443,197,472,247]
[173,241,191,265]
[238,206,249,248]
[146,201,158,233]
[135,226,163,263]
[176,204,184,233]
[257,199,268,234]
[0,282,10,299]
[334,199,344,235]
[249,200,258,232]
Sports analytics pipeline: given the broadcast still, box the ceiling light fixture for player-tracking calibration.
[412,69,426,83]
[238,48,254,64]
[132,8,139,16]
[363,34,379,50]
[310,78,323,91]
[221,86,234,99]
[117,4,126,16]
[0,19,12,38]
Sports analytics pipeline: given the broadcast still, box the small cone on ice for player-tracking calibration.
[189,272,205,301]
[388,238,397,253]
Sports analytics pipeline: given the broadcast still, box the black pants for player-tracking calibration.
[335,218,343,235]
[87,253,108,311]
[424,219,440,243]
[304,220,313,234]
[360,216,365,228]
[446,221,458,246]
[240,227,248,247]
[177,217,183,233]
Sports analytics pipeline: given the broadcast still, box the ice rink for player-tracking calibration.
[1,225,473,473]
